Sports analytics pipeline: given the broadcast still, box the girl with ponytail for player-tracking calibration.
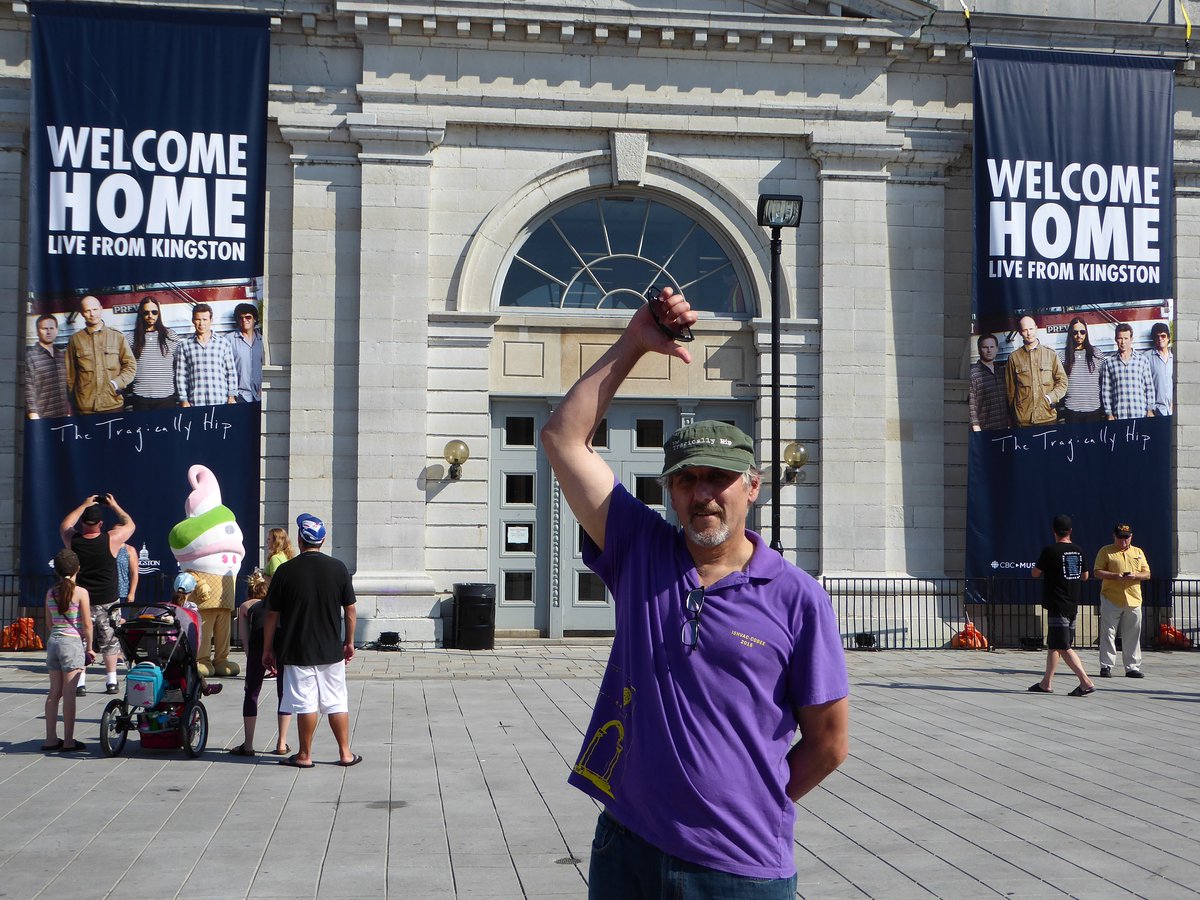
[43,549,94,752]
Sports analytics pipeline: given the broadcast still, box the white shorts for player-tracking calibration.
[281,662,348,715]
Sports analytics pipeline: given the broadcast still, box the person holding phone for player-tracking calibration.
[1094,523,1151,678]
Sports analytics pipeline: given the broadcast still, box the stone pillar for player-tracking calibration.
[1175,158,1200,576]
[0,119,25,569]
[345,116,443,642]
[813,141,958,577]
[276,123,363,569]
[813,144,895,576]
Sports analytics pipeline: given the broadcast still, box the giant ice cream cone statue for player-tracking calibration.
[169,465,243,677]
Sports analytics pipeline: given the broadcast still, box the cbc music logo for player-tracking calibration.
[991,560,1034,570]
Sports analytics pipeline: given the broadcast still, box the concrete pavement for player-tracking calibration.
[1,642,1198,899]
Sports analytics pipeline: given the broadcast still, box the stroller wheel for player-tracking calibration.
[180,700,208,758]
[100,699,129,757]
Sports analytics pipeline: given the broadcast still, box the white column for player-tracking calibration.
[345,117,444,642]
[813,141,957,577]
[1175,160,1200,576]
[275,124,363,564]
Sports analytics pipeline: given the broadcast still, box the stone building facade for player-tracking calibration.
[1,0,1197,642]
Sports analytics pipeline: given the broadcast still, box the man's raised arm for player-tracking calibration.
[105,494,136,546]
[540,288,696,551]
[60,498,91,547]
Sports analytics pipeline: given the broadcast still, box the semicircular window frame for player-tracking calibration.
[497,192,752,319]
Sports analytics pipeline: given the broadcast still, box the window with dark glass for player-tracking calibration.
[499,195,747,315]
[635,419,664,448]
[577,572,608,604]
[504,571,534,604]
[634,476,664,508]
[505,473,535,505]
[506,416,535,447]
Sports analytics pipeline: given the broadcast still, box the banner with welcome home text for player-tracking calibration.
[21,2,269,598]
[967,48,1175,582]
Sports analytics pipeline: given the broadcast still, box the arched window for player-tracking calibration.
[499,194,749,316]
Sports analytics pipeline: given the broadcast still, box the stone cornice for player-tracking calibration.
[346,114,445,163]
[9,2,1190,67]
[277,122,359,165]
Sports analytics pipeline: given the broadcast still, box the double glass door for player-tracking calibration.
[489,400,753,636]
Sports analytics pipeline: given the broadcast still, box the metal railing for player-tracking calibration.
[1,572,173,642]
[6,573,1199,653]
[823,577,1200,651]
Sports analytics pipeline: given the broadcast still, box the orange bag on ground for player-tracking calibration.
[0,617,44,651]
[1159,623,1194,649]
[951,617,989,650]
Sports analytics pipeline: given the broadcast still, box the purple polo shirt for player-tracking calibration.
[568,484,849,879]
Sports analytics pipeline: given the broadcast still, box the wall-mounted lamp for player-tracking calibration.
[443,439,470,480]
[782,441,810,484]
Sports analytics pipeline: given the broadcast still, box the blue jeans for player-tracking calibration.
[588,812,797,899]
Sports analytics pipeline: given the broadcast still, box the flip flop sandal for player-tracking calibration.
[1027,683,1053,693]
[60,741,88,752]
[279,754,314,769]
[336,754,364,767]
[228,744,256,757]
[1068,685,1096,697]
[271,744,291,756]
[40,739,64,752]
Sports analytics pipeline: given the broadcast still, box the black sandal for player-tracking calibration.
[228,743,256,757]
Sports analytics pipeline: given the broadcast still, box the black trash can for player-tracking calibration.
[454,583,496,651]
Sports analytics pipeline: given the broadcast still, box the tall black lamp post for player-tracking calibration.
[756,194,803,553]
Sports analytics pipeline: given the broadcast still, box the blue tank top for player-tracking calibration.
[116,545,131,599]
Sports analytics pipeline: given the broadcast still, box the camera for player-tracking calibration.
[94,493,109,505]
[643,286,694,343]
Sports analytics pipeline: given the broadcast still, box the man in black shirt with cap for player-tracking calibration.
[1029,514,1096,697]
[262,513,360,768]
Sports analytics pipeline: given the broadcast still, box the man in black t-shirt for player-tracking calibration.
[263,513,360,768]
[1029,514,1096,697]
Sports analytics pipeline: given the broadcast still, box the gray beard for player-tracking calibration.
[686,522,730,548]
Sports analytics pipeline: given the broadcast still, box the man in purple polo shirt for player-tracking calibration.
[541,287,850,898]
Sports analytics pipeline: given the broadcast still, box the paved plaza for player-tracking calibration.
[1,642,1198,899]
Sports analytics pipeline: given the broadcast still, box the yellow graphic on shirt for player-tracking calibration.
[573,685,634,799]
[732,629,766,649]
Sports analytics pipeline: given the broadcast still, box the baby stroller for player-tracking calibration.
[99,601,209,758]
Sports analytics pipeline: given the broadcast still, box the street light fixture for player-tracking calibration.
[757,194,803,553]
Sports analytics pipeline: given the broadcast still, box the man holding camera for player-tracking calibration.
[59,494,136,695]
[541,287,849,897]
